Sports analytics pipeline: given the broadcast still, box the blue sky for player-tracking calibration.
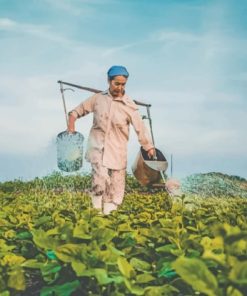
[0,0,246,181]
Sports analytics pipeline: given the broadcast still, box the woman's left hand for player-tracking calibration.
[147,148,155,159]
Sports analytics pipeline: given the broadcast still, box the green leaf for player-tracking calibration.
[134,233,148,245]
[124,279,145,295]
[118,223,132,232]
[91,216,112,228]
[72,268,95,277]
[118,233,136,248]
[117,257,136,279]
[155,243,177,253]
[22,259,44,269]
[227,239,247,256]
[172,257,219,296]
[202,249,226,266]
[55,243,85,263]
[1,254,25,266]
[16,231,32,240]
[170,249,184,256]
[46,227,60,236]
[0,239,15,253]
[32,229,59,250]
[227,286,243,296]
[40,262,62,283]
[71,261,86,277]
[144,284,179,296]
[34,216,52,227]
[58,222,74,241]
[229,261,247,285]
[93,228,116,245]
[41,262,62,276]
[225,232,247,245]
[158,218,172,227]
[0,291,10,296]
[46,250,57,260]
[7,268,26,291]
[99,245,124,265]
[93,268,123,285]
[130,257,151,271]
[94,268,113,285]
[186,226,199,232]
[73,222,92,239]
[158,262,176,279]
[136,273,155,283]
[108,245,125,256]
[40,280,80,296]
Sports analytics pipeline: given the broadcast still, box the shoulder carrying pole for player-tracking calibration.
[57,79,156,154]
[57,80,151,107]
[58,80,101,94]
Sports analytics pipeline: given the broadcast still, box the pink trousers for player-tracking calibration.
[90,154,126,214]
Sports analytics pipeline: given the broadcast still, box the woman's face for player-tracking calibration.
[108,75,127,98]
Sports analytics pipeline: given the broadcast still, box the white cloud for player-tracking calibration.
[102,43,139,57]
[155,30,202,44]
[0,18,16,28]
[0,17,74,45]
[43,0,84,15]
[42,0,115,16]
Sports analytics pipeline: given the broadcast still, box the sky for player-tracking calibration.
[0,0,247,181]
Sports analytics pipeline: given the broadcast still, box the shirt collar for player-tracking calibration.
[104,89,129,104]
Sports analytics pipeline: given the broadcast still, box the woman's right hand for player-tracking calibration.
[67,126,75,133]
[67,113,77,133]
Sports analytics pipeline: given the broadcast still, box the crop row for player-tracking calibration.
[0,177,246,295]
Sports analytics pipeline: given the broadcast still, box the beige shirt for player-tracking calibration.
[71,90,154,170]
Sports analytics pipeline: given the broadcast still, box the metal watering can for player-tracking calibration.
[57,130,84,172]
[132,147,168,186]
[56,81,84,172]
[131,101,168,186]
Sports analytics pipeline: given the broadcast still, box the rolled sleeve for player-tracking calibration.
[71,94,97,117]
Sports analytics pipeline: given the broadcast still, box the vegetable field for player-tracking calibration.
[0,173,247,296]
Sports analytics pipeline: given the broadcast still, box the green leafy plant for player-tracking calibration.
[0,173,246,295]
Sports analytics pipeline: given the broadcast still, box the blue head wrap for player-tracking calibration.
[107,65,129,78]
